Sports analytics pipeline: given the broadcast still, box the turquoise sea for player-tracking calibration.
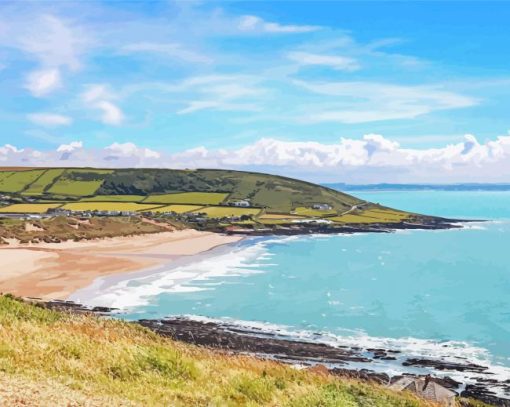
[72,190,510,389]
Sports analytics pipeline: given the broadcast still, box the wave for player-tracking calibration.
[70,237,279,309]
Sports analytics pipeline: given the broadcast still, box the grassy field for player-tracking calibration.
[0,295,467,407]
[47,169,113,196]
[80,195,146,202]
[0,203,63,213]
[258,214,305,220]
[362,209,410,221]
[61,202,163,212]
[22,169,65,195]
[0,169,45,193]
[144,192,228,205]
[150,204,205,213]
[330,208,410,224]
[293,207,338,217]
[192,206,262,218]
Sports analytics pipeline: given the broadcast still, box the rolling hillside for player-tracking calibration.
[0,167,432,228]
[0,168,361,212]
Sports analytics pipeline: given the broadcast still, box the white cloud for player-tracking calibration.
[287,51,360,71]
[9,14,92,96]
[81,84,124,125]
[4,133,510,183]
[165,75,266,115]
[294,80,477,123]
[19,14,88,71]
[105,142,160,160]
[28,113,72,127]
[238,15,321,34]
[24,68,61,97]
[57,141,82,153]
[95,101,124,125]
[121,42,211,64]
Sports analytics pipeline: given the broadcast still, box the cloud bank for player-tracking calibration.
[2,133,510,183]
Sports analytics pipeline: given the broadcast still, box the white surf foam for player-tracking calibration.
[70,237,278,309]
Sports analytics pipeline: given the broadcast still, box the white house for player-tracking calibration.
[312,203,332,211]
[230,199,251,207]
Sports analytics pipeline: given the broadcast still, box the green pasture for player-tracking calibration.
[22,169,65,195]
[144,192,228,205]
[0,170,45,193]
[0,203,63,213]
[61,202,163,212]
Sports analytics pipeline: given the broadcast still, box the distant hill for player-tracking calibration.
[325,183,510,192]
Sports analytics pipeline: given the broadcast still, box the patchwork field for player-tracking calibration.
[47,169,113,196]
[22,169,65,195]
[330,209,410,224]
[144,192,228,205]
[0,168,422,228]
[61,202,163,212]
[0,170,45,193]
[293,206,338,217]
[149,204,205,213]
[192,206,262,218]
[0,203,63,213]
[80,195,146,202]
[258,213,305,220]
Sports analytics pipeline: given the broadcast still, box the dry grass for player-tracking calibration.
[0,295,449,407]
[0,216,175,244]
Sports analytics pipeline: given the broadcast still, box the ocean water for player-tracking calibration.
[72,190,510,388]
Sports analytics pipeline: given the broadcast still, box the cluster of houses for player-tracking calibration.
[47,208,137,218]
[43,207,253,224]
[312,203,333,211]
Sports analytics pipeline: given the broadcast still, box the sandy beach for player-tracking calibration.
[0,230,243,300]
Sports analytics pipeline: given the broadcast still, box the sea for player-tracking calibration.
[70,190,510,393]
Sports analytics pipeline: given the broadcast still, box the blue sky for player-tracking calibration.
[1,1,510,182]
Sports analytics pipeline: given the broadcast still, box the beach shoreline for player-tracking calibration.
[0,230,243,300]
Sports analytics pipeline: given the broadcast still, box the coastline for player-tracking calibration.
[0,229,243,300]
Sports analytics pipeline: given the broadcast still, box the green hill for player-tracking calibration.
[0,167,440,228]
[0,168,361,212]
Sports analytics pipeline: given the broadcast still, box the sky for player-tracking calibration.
[1,0,510,183]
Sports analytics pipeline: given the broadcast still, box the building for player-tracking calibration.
[230,199,251,207]
[312,203,332,211]
[389,376,456,406]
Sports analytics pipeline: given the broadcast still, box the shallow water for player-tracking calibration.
[73,190,510,386]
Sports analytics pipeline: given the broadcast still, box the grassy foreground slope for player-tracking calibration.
[0,295,455,407]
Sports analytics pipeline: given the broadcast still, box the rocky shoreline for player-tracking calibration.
[138,317,510,407]
[30,299,510,406]
[222,217,470,236]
